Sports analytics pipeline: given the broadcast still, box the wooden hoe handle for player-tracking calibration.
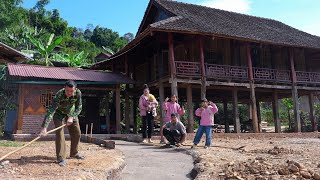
[0,124,66,162]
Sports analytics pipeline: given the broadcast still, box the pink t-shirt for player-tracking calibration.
[195,104,218,126]
[162,102,185,123]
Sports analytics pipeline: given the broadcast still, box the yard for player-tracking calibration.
[1,133,320,179]
[0,140,124,179]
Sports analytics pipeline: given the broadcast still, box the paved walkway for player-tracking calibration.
[115,141,194,180]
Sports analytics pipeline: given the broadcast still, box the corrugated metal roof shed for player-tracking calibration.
[7,63,135,84]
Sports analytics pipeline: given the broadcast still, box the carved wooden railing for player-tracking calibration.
[175,61,201,77]
[253,68,291,83]
[174,61,320,84]
[206,64,248,80]
[296,71,320,83]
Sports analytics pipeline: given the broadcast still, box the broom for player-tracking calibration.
[0,124,66,162]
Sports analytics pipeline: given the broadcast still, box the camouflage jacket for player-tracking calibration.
[41,88,82,128]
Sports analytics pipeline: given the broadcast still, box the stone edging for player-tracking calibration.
[80,135,115,149]
[106,158,126,180]
[80,135,126,179]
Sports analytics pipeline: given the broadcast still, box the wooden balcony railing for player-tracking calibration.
[253,68,291,82]
[175,61,201,77]
[206,64,248,80]
[296,71,320,83]
[173,61,320,84]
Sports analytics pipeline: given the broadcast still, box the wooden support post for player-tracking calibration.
[168,32,176,76]
[289,48,301,132]
[247,45,259,133]
[129,96,134,132]
[168,32,178,97]
[159,82,165,128]
[256,101,262,132]
[125,90,130,133]
[223,98,230,133]
[232,89,240,133]
[16,84,24,134]
[199,37,206,100]
[290,48,297,83]
[308,93,317,132]
[105,92,110,133]
[291,86,301,132]
[186,84,194,133]
[133,97,138,134]
[249,103,253,120]
[85,124,88,136]
[201,80,206,100]
[90,123,93,138]
[272,90,281,133]
[171,78,178,98]
[115,84,121,134]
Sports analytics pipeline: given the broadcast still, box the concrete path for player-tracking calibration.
[115,141,194,180]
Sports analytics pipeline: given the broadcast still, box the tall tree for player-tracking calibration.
[124,32,134,42]
[0,0,23,30]
[91,26,119,51]
[32,0,50,15]
[83,24,94,41]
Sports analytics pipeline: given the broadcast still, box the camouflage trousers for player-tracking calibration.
[53,114,81,161]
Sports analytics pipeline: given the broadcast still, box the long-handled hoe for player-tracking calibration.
[0,124,66,162]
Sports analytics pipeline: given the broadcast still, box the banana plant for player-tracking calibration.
[53,51,90,68]
[25,33,63,66]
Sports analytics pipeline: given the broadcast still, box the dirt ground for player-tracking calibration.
[0,141,124,180]
[1,133,320,180]
[181,132,320,180]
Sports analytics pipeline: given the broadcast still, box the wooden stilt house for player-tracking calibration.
[92,0,320,133]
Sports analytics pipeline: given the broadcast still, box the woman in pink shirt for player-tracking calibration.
[191,98,218,149]
[160,94,185,143]
[139,84,158,143]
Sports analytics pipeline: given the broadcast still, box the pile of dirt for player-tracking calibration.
[219,158,320,180]
[183,135,320,179]
[250,146,299,155]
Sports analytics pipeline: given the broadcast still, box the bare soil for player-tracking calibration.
[182,132,320,180]
[2,133,320,180]
[0,141,124,180]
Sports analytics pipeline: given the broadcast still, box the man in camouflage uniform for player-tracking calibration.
[40,80,84,166]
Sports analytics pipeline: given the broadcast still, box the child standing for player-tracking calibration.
[160,94,185,143]
[192,98,218,149]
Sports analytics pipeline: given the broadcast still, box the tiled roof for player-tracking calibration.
[8,64,135,84]
[91,0,320,68]
[150,0,320,48]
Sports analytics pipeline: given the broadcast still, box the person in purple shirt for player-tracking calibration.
[191,98,218,149]
[160,94,185,143]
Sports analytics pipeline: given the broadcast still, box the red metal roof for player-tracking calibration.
[7,63,135,84]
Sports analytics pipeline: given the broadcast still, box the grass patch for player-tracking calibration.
[0,140,23,147]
